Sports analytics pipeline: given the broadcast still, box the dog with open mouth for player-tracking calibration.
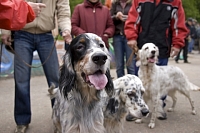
[50,33,114,133]
[136,43,200,129]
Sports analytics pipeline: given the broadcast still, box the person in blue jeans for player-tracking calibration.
[1,0,72,132]
[110,0,134,78]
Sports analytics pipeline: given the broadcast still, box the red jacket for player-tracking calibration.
[0,0,35,30]
[124,0,189,58]
[71,0,115,48]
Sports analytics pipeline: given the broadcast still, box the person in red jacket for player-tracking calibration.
[125,0,188,74]
[124,0,188,120]
[0,0,46,30]
[71,0,115,49]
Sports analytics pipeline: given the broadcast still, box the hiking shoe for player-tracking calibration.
[15,125,29,133]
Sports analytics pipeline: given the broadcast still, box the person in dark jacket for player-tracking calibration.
[175,18,193,63]
[124,0,188,120]
[110,0,134,78]
[188,19,197,53]
[71,0,115,49]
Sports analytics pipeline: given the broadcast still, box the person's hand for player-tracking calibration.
[116,12,127,22]
[1,34,12,45]
[27,2,46,17]
[127,40,137,49]
[170,47,180,58]
[62,30,72,44]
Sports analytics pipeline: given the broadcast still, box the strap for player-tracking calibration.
[0,42,3,73]
[8,36,58,68]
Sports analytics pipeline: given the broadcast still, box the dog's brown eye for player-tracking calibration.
[141,90,144,95]
[99,44,104,48]
[76,45,84,50]
[145,47,148,50]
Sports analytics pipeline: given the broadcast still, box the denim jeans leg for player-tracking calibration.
[35,32,59,107]
[14,31,35,125]
[125,39,135,75]
[113,35,125,78]
[188,39,194,53]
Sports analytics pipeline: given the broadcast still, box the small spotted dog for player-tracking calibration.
[136,43,200,129]
[103,74,149,133]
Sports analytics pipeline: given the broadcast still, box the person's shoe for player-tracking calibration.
[15,125,29,133]
[175,60,179,63]
[126,113,137,121]
[184,61,190,63]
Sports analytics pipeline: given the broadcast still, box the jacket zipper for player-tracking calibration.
[93,8,96,34]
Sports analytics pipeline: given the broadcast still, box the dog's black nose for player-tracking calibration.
[151,50,156,54]
[92,53,107,65]
[141,108,149,116]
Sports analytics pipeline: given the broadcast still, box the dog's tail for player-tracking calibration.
[48,83,59,99]
[189,82,200,91]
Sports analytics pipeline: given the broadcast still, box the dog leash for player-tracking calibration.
[126,46,139,66]
[6,35,58,68]
[0,42,3,73]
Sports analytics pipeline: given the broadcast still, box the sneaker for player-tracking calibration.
[15,125,29,133]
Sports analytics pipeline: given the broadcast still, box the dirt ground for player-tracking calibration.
[0,51,200,133]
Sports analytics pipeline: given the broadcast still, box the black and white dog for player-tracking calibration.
[51,33,113,133]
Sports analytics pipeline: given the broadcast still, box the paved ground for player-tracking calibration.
[0,51,200,133]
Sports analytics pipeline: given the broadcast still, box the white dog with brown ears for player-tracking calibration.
[136,43,200,129]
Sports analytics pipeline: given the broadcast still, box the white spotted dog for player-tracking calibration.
[136,43,200,129]
[103,74,149,133]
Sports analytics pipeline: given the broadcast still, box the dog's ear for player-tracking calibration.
[105,69,114,97]
[59,50,76,98]
[136,50,141,67]
[106,98,119,114]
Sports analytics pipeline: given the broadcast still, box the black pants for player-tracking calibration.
[175,40,188,62]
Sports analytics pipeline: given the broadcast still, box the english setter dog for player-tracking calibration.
[103,74,149,133]
[51,33,114,133]
[136,43,200,129]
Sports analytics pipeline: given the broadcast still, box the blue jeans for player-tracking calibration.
[188,38,194,53]
[14,31,59,125]
[113,35,135,78]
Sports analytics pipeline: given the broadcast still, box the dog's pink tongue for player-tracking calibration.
[148,58,155,63]
[88,74,108,90]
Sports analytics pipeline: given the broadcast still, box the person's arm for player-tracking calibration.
[71,5,87,36]
[56,0,72,44]
[0,0,46,30]
[170,0,188,57]
[103,9,115,38]
[124,0,140,49]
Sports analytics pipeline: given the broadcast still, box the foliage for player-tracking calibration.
[182,0,200,22]
[69,0,83,14]
[69,0,105,14]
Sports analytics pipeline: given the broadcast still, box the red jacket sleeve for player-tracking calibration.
[0,0,35,30]
[124,0,140,41]
[170,0,188,49]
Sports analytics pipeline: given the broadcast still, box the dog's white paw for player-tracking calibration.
[148,122,155,129]
[192,110,196,115]
[167,108,174,112]
[135,119,142,124]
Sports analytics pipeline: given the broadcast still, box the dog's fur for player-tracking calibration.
[51,33,114,133]
[136,43,200,129]
[103,74,149,133]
